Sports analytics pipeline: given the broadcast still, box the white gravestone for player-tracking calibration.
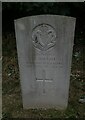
[14,15,76,109]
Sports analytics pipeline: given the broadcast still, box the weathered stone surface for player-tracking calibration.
[0,1,2,119]
[14,15,76,109]
[2,0,83,2]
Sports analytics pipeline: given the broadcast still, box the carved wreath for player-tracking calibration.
[32,23,56,51]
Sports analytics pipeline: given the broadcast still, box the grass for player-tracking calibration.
[2,33,85,119]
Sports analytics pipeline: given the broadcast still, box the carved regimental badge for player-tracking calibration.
[32,24,56,51]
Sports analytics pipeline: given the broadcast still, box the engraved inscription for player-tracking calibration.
[28,54,63,68]
[32,23,56,51]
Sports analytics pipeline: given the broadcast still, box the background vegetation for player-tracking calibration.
[2,2,85,119]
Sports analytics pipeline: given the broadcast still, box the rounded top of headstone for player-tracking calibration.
[14,15,76,22]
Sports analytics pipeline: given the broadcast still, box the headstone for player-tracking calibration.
[14,15,76,109]
[0,2,2,119]
[5,0,57,1]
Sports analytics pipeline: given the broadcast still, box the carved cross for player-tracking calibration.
[36,69,52,93]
